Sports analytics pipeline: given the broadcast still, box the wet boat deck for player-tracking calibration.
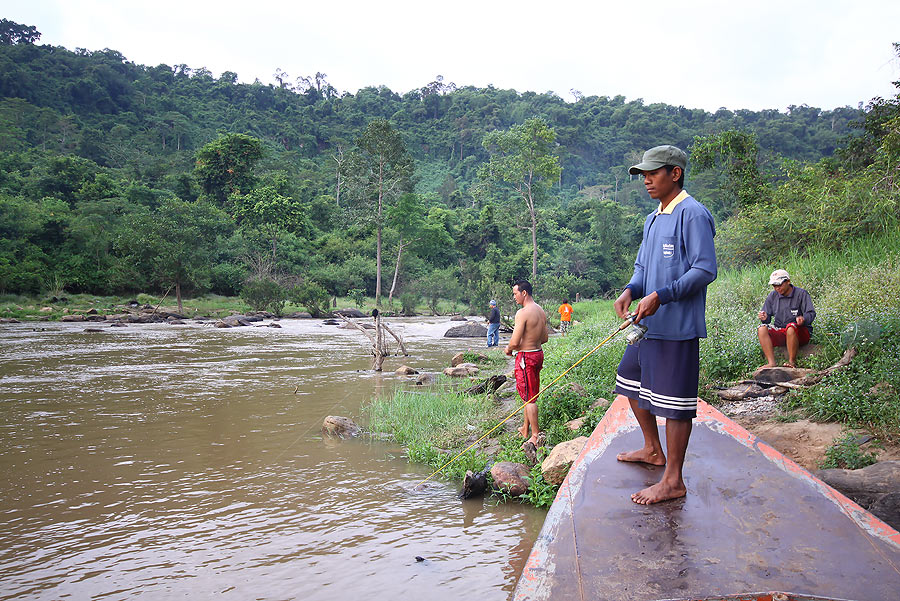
[514,398,900,601]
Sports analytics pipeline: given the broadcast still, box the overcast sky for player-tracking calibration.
[4,0,900,112]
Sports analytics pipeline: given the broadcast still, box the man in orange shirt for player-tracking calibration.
[557,299,573,336]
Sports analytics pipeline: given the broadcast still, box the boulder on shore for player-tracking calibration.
[541,436,588,485]
[451,351,489,366]
[443,364,479,377]
[444,322,488,338]
[322,415,360,438]
[395,365,418,375]
[490,462,531,497]
[415,373,435,386]
[334,308,366,318]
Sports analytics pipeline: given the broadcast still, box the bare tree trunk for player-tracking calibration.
[332,145,344,206]
[381,322,408,356]
[531,209,538,281]
[176,280,183,315]
[375,161,384,306]
[373,312,385,371]
[336,312,407,370]
[388,236,404,304]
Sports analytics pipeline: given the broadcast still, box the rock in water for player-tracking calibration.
[321,415,360,438]
[459,467,489,499]
[490,462,531,497]
[444,322,488,338]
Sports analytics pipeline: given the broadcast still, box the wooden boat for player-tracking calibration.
[514,398,900,601]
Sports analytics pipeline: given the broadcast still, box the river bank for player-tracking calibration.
[365,293,900,520]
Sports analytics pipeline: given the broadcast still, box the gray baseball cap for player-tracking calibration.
[629,145,687,175]
[489,299,497,306]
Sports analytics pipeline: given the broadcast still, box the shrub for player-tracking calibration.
[290,280,331,317]
[240,278,287,315]
[399,292,417,316]
[210,263,246,296]
[348,288,365,309]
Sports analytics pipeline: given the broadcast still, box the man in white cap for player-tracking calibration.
[486,299,501,347]
[758,269,816,368]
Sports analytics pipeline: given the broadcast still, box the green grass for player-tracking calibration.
[820,432,879,470]
[364,388,502,480]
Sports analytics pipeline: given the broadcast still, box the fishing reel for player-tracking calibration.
[623,314,648,345]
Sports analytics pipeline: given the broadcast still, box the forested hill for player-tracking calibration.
[0,28,858,191]
[0,20,874,310]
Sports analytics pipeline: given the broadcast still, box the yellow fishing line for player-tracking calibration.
[415,317,634,488]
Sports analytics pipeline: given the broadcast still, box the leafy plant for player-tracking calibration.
[820,432,878,470]
[348,288,365,309]
[290,280,331,317]
[520,461,559,509]
[240,278,287,315]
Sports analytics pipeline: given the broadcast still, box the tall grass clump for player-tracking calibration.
[365,388,500,479]
[785,311,900,436]
[706,226,900,431]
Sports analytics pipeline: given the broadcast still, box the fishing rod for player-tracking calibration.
[415,313,643,489]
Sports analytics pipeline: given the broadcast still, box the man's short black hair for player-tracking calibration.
[664,165,685,188]
[514,280,533,296]
[563,298,569,304]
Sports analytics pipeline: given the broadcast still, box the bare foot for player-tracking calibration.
[616,448,666,466]
[527,434,541,446]
[518,424,528,438]
[782,361,796,368]
[758,362,776,369]
[631,480,687,504]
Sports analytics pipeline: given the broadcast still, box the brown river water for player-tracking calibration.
[0,317,546,600]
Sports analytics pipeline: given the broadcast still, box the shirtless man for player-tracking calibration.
[505,280,549,446]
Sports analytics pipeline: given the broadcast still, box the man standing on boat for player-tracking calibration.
[612,145,717,505]
[505,280,549,447]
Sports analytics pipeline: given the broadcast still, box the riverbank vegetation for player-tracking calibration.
[365,228,900,505]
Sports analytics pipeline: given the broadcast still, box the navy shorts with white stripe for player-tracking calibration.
[614,337,699,420]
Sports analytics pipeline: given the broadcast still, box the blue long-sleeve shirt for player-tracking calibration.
[625,192,717,340]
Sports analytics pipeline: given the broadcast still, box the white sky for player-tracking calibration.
[3,0,900,112]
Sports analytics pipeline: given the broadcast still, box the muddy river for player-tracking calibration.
[0,317,545,600]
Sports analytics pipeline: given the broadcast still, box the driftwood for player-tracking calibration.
[336,312,408,371]
[793,347,858,386]
[718,346,860,402]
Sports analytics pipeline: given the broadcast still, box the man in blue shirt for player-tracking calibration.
[486,299,501,347]
[613,145,717,505]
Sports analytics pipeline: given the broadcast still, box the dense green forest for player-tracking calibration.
[1,19,895,315]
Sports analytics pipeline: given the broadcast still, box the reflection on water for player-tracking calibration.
[0,318,545,600]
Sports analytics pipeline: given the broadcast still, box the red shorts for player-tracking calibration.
[515,350,544,404]
[765,323,810,347]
